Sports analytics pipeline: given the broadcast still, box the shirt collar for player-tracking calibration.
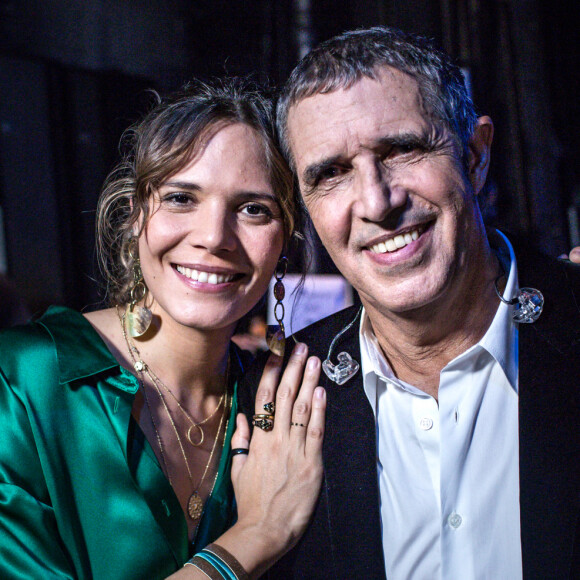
[36,305,130,389]
[476,229,518,391]
[360,309,394,384]
[35,305,250,394]
[359,229,519,395]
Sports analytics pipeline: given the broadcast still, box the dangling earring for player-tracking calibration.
[266,256,288,356]
[126,237,152,337]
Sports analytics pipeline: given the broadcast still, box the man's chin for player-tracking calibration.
[360,276,452,319]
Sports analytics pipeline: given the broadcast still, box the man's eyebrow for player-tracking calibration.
[376,131,434,149]
[302,155,343,187]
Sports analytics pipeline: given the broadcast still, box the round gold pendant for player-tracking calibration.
[187,424,204,447]
[188,492,203,520]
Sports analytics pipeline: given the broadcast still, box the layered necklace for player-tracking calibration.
[119,309,230,523]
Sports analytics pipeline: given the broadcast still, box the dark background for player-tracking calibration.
[1,0,578,315]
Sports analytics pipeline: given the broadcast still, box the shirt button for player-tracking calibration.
[448,512,463,529]
[419,417,433,430]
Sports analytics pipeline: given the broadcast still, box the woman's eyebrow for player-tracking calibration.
[159,180,201,191]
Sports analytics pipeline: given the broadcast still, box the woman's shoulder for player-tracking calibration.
[0,307,59,358]
[0,305,118,388]
[0,305,84,350]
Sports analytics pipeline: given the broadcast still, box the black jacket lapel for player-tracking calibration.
[517,253,580,579]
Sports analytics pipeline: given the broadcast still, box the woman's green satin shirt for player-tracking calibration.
[0,306,241,579]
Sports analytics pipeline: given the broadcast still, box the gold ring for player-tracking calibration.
[252,416,274,431]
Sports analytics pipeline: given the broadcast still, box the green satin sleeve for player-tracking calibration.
[0,316,189,579]
[0,369,76,579]
[0,306,240,579]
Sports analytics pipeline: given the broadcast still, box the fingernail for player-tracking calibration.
[294,342,307,355]
[315,386,325,399]
[307,356,319,370]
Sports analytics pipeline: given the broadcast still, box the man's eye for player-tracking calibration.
[319,166,343,182]
[398,143,415,153]
[389,143,417,157]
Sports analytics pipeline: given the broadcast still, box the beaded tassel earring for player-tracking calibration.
[266,256,288,356]
[126,237,152,337]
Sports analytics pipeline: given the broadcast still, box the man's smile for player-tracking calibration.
[367,223,431,254]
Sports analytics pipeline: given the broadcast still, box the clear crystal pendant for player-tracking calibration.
[512,288,544,324]
[322,352,360,385]
[495,275,544,325]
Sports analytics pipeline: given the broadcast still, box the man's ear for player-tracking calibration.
[468,116,494,195]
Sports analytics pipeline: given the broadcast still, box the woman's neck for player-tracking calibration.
[85,306,235,402]
[130,310,235,397]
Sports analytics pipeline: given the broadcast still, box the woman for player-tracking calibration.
[0,80,325,579]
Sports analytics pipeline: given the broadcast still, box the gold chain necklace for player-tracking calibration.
[142,360,226,447]
[119,309,230,522]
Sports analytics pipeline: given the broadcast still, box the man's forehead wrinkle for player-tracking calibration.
[288,66,436,179]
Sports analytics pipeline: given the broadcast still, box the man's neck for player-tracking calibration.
[364,254,502,400]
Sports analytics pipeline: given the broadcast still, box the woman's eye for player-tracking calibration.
[242,203,272,217]
[170,193,190,203]
[163,192,193,205]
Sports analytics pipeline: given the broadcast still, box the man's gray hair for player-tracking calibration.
[277,26,478,170]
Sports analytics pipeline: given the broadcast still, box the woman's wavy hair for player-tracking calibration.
[96,78,296,306]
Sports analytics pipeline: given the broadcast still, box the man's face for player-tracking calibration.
[287,66,489,318]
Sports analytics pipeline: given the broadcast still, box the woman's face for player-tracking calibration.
[137,122,285,333]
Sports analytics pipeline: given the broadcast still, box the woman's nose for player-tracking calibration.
[190,203,237,253]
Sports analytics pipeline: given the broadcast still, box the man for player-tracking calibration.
[241,27,579,579]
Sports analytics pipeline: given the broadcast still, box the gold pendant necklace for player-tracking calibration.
[137,355,227,447]
[119,309,230,524]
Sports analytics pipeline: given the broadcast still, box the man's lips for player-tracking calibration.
[367,223,430,254]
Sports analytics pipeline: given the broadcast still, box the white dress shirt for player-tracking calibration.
[360,231,523,580]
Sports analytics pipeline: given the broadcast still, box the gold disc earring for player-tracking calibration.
[126,237,152,337]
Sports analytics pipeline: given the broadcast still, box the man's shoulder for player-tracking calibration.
[515,243,580,309]
[292,304,361,351]
[238,305,361,405]
[514,242,580,357]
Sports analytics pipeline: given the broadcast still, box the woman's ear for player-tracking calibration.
[468,116,494,195]
[129,196,144,238]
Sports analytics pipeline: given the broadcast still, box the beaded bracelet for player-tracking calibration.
[184,543,249,580]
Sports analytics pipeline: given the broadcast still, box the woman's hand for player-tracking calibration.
[217,342,325,577]
[168,342,325,580]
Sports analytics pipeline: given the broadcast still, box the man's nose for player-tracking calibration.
[353,161,407,222]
